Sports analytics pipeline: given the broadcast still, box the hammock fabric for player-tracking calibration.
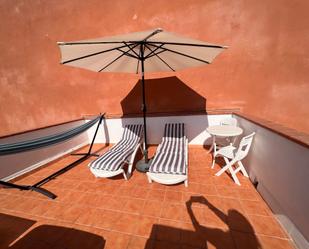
[0,115,104,199]
[0,116,100,156]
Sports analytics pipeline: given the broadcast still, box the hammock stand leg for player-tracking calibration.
[71,115,104,157]
[0,114,104,199]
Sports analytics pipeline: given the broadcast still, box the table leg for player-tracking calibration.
[208,135,216,154]
[229,135,239,146]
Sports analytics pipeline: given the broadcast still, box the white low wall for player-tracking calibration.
[234,114,309,249]
[86,114,232,145]
[0,114,232,181]
[0,120,89,180]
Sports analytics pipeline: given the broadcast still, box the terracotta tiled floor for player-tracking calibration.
[0,144,295,249]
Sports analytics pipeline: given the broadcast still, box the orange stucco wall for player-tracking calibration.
[0,0,308,136]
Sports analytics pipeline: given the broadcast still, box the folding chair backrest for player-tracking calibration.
[235,132,255,160]
[163,123,185,141]
[121,124,143,143]
[220,117,237,126]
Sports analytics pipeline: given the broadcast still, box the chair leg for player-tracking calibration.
[122,170,128,180]
[223,157,230,165]
[211,156,216,169]
[215,158,232,176]
[211,141,217,169]
[229,167,241,185]
[126,163,133,180]
[215,157,241,186]
[147,174,152,184]
[237,161,249,177]
[185,179,188,187]
[208,135,216,154]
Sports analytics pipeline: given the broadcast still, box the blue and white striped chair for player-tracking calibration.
[147,123,188,187]
[89,124,143,180]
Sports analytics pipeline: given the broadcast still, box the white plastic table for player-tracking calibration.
[206,125,243,152]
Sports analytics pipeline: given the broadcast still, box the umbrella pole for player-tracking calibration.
[136,43,151,172]
[141,64,149,163]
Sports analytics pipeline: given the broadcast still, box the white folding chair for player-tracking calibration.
[214,132,255,185]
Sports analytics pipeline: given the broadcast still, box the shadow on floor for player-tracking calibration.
[0,213,35,248]
[0,213,105,249]
[145,196,261,249]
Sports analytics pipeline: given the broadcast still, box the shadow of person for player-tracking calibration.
[145,195,261,248]
[186,196,261,249]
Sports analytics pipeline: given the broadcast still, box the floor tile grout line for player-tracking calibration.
[4,205,290,240]
[0,144,294,247]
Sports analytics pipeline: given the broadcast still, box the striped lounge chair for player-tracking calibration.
[89,124,143,180]
[147,123,188,187]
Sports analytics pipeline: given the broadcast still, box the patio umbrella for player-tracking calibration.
[57,28,227,171]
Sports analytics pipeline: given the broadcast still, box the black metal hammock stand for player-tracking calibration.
[0,114,104,199]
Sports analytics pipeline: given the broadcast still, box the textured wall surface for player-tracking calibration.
[0,0,308,136]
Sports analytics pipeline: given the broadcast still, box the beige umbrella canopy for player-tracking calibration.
[58,28,226,73]
[57,28,227,171]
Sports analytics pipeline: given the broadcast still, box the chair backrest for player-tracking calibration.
[163,123,185,141]
[235,132,255,160]
[121,124,143,143]
[220,117,237,126]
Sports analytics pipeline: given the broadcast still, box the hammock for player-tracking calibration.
[0,116,101,155]
[0,115,104,199]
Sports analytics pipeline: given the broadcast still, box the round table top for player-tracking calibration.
[206,125,243,137]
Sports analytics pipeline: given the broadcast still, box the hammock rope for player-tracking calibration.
[0,116,101,155]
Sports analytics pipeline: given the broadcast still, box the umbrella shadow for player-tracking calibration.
[0,213,105,249]
[145,196,261,248]
[121,76,207,116]
[0,213,36,248]
[120,76,209,144]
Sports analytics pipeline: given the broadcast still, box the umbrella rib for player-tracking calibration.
[144,43,165,59]
[145,48,167,59]
[61,44,134,65]
[148,43,210,64]
[98,43,140,72]
[116,48,139,59]
[58,41,226,49]
[123,42,140,58]
[58,41,134,45]
[147,41,227,49]
[144,44,175,72]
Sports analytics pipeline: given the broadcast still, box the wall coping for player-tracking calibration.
[84,109,237,119]
[1,110,308,149]
[233,112,309,149]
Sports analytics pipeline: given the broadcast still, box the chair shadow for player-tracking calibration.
[0,213,105,249]
[145,196,261,248]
